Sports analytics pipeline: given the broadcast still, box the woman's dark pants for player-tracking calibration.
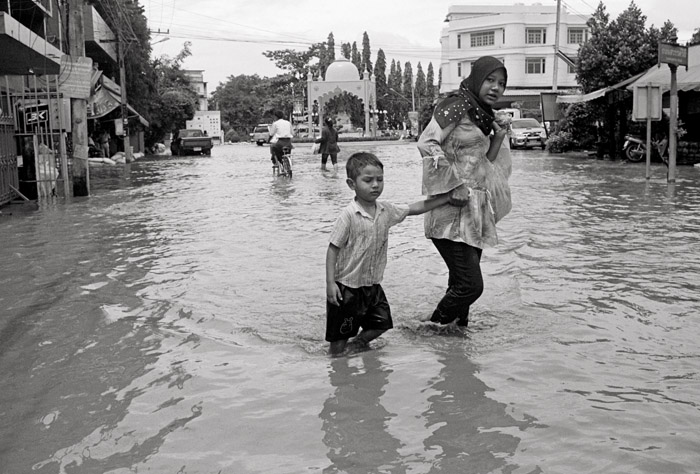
[430,238,484,326]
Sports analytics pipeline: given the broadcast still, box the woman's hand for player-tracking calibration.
[491,120,507,139]
[448,184,470,206]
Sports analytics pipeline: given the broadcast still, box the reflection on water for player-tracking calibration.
[321,355,402,473]
[1,144,700,473]
[422,350,528,473]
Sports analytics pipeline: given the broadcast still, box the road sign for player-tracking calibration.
[23,104,50,127]
[658,43,688,67]
[632,86,662,121]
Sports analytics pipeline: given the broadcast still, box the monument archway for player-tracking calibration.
[306,59,377,137]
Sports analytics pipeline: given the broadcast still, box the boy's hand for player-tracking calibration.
[327,283,343,306]
[448,184,470,206]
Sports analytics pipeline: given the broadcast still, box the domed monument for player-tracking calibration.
[306,58,377,137]
[324,58,360,82]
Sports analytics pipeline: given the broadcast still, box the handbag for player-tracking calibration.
[311,143,321,154]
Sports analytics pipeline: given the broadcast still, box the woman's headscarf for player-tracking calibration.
[433,56,507,136]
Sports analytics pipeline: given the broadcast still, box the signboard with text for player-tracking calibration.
[23,104,50,126]
[658,43,688,67]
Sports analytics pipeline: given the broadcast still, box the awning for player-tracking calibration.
[625,64,700,93]
[87,87,120,119]
[557,72,646,104]
[87,76,149,127]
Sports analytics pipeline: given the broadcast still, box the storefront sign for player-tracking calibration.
[658,43,688,67]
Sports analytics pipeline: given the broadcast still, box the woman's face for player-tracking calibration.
[478,69,507,106]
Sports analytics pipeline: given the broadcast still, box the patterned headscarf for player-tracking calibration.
[433,56,507,136]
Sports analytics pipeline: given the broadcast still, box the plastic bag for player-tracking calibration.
[311,143,320,154]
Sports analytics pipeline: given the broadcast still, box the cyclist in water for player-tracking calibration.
[269,110,294,170]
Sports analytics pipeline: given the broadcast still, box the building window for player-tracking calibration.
[457,34,461,49]
[471,31,495,47]
[526,58,546,74]
[568,28,586,44]
[526,28,547,44]
[457,63,462,77]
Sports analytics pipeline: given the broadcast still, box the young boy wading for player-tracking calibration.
[325,152,455,356]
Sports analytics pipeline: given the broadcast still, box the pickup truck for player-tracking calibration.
[171,129,213,156]
[250,124,271,146]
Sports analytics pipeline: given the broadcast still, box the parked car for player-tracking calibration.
[171,129,213,156]
[250,124,271,146]
[507,118,547,149]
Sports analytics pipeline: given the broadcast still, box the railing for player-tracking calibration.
[0,115,18,206]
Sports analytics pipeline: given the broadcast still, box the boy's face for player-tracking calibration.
[347,164,384,204]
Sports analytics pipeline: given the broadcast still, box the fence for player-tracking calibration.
[0,115,18,206]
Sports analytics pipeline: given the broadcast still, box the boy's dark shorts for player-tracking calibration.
[325,283,393,342]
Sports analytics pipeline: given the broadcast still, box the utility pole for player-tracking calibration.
[67,0,89,196]
[117,15,132,162]
[552,0,562,92]
[668,63,678,182]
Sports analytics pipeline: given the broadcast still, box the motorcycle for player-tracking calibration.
[622,134,668,163]
[622,135,646,162]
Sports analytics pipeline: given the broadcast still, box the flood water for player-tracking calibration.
[1,142,699,473]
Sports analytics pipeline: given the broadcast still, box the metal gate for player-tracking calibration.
[0,115,18,206]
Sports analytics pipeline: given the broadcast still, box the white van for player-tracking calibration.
[496,108,522,119]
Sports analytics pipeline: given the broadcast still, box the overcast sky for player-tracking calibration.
[142,0,698,93]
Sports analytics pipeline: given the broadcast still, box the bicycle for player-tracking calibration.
[272,146,293,178]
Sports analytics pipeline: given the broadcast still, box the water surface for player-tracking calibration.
[1,143,699,473]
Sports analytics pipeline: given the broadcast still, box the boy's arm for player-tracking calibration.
[326,244,343,306]
[407,193,450,216]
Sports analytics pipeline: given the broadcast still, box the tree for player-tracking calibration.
[361,31,373,75]
[318,32,336,80]
[374,49,388,127]
[402,61,414,107]
[341,42,351,59]
[262,43,323,80]
[426,63,436,104]
[691,27,700,45]
[210,74,270,136]
[149,42,198,144]
[351,42,362,77]
[327,32,336,62]
[414,62,426,111]
[575,1,677,158]
[577,2,615,93]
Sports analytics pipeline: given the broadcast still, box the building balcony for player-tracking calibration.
[0,11,61,75]
[83,5,118,76]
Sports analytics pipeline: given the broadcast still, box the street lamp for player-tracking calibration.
[388,87,415,112]
[151,37,170,46]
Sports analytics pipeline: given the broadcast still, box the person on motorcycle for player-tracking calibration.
[269,110,293,169]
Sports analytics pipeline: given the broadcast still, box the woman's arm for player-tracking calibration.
[417,118,457,157]
[486,121,508,162]
[417,118,463,196]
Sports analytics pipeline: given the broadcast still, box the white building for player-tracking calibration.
[186,111,223,143]
[440,3,590,109]
[183,70,223,142]
[184,70,209,111]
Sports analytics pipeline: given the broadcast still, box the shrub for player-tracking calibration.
[546,131,576,153]
[225,129,242,143]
